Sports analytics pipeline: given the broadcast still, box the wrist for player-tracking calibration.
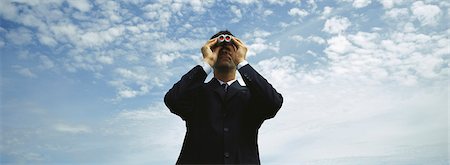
[235,58,244,65]
[237,60,249,70]
[203,58,214,67]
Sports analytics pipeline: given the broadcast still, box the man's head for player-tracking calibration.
[210,30,238,73]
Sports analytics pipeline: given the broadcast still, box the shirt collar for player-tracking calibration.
[216,78,237,86]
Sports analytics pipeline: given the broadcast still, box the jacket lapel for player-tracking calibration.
[208,78,244,102]
[224,81,243,102]
[208,78,226,101]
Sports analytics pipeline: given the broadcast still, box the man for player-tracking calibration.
[164,30,283,164]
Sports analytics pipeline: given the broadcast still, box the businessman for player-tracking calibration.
[164,30,283,164]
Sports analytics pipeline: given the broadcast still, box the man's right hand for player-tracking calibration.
[201,38,220,67]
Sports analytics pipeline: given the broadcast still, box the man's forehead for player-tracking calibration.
[210,30,234,39]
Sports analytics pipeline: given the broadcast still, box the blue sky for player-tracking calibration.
[0,0,448,164]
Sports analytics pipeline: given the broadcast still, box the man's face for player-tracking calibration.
[213,42,237,72]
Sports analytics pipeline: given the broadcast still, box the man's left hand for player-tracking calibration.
[232,37,248,65]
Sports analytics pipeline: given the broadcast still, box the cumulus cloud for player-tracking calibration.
[323,16,351,34]
[96,55,114,65]
[67,0,92,12]
[411,1,442,26]
[155,52,182,66]
[384,8,409,20]
[324,31,447,85]
[263,9,273,16]
[37,33,58,47]
[288,8,309,18]
[110,67,153,99]
[0,0,18,20]
[378,0,405,9]
[79,26,125,47]
[13,65,37,78]
[243,30,280,57]
[321,6,333,19]
[254,43,447,162]
[353,0,372,8]
[6,27,33,45]
[230,5,242,23]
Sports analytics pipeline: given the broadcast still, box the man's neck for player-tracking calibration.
[214,70,236,82]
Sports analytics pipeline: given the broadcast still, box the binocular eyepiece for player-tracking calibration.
[216,34,233,46]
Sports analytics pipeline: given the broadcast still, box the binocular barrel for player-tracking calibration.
[217,34,232,44]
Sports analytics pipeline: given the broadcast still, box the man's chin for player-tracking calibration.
[214,62,235,73]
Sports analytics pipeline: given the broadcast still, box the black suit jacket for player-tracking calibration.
[164,64,283,164]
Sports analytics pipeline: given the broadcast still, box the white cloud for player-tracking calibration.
[49,23,80,45]
[67,0,92,12]
[307,36,326,44]
[54,123,91,134]
[323,16,351,34]
[353,0,372,8]
[155,52,182,65]
[290,35,326,45]
[155,38,204,52]
[321,6,333,19]
[0,0,18,20]
[230,5,242,23]
[37,33,58,47]
[267,0,302,5]
[79,26,125,47]
[288,8,309,17]
[263,9,273,16]
[348,32,378,49]
[116,105,171,121]
[109,66,162,99]
[39,55,55,69]
[6,27,33,45]
[189,0,213,13]
[323,30,447,86]
[13,66,37,78]
[255,56,299,89]
[1,1,448,164]
[254,54,447,163]
[104,103,184,163]
[325,35,354,55]
[411,1,442,26]
[242,30,280,57]
[384,8,409,20]
[306,0,318,11]
[230,0,259,4]
[378,0,405,9]
[290,35,304,42]
[96,55,114,65]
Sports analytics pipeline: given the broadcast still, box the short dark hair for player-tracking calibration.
[210,30,234,39]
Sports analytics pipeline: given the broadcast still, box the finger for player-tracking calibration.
[212,46,221,53]
[205,38,217,47]
[232,37,245,48]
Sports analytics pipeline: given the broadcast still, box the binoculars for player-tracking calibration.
[215,34,233,46]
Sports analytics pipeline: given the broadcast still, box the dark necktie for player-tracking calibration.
[222,83,228,92]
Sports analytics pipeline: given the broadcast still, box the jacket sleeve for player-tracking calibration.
[238,64,283,120]
[164,65,207,120]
